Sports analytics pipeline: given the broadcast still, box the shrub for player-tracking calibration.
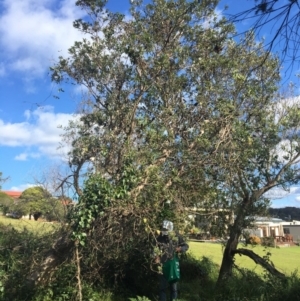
[247,235,261,245]
[261,237,275,248]
[190,227,201,235]
[180,254,218,282]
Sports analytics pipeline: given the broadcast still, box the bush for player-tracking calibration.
[190,227,201,235]
[247,235,261,245]
[180,254,218,282]
[261,237,275,248]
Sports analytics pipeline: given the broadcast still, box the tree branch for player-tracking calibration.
[232,248,285,279]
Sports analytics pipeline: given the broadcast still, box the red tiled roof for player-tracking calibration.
[2,191,22,199]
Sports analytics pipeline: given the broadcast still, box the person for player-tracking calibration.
[155,220,189,301]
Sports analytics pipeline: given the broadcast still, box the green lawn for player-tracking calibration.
[188,241,300,276]
[0,215,60,234]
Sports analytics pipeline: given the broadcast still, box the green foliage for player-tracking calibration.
[71,158,142,245]
[8,186,67,221]
[180,254,219,282]
[0,223,65,301]
[47,0,300,291]
[0,192,13,215]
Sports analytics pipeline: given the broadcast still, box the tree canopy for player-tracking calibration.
[47,0,300,288]
[13,186,65,221]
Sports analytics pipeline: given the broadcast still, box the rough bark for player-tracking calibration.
[232,248,286,279]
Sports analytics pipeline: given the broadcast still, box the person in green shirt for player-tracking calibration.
[155,220,189,301]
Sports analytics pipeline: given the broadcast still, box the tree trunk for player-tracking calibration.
[217,197,251,284]
[217,227,241,284]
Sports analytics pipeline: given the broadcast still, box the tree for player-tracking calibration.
[29,0,299,291]
[17,186,53,220]
[0,192,13,215]
[216,95,300,283]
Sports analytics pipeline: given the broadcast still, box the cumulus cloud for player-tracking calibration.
[0,106,77,158]
[0,0,85,77]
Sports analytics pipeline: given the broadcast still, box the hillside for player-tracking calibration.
[269,207,300,221]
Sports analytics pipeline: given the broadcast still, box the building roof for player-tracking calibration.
[254,216,284,223]
[1,191,22,199]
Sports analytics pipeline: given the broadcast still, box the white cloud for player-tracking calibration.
[265,186,300,208]
[9,184,36,192]
[15,152,41,161]
[264,187,290,199]
[0,106,76,158]
[0,0,85,77]
[15,153,29,161]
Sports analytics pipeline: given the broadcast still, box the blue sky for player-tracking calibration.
[0,0,299,207]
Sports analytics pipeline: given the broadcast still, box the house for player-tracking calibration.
[1,191,22,200]
[246,217,300,243]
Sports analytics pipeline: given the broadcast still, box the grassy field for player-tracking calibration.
[189,240,300,276]
[0,216,299,276]
[0,215,60,234]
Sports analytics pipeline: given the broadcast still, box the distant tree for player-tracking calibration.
[0,192,13,215]
[17,187,53,220]
[269,207,300,222]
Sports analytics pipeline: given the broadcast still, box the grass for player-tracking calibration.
[188,240,300,276]
[0,215,60,234]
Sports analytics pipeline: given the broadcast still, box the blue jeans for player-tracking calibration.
[159,274,178,301]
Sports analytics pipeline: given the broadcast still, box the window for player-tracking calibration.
[283,228,290,234]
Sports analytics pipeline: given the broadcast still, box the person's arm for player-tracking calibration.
[176,236,189,253]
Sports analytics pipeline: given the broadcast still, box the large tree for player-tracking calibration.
[30,0,300,290]
[216,95,300,282]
